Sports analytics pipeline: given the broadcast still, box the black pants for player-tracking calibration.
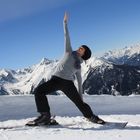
[34,76,94,118]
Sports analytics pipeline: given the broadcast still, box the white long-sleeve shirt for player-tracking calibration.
[53,21,83,99]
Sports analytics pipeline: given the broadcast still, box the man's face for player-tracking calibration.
[77,47,85,57]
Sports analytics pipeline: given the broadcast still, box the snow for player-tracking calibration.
[0,95,140,140]
[102,44,140,59]
[0,69,9,77]
[2,59,58,95]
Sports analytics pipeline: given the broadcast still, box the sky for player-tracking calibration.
[0,0,140,69]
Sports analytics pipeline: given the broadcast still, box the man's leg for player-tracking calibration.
[26,76,61,126]
[60,80,105,124]
[61,80,94,118]
[34,76,60,113]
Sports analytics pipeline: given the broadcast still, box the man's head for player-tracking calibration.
[77,45,92,60]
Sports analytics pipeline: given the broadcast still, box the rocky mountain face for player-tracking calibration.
[83,44,140,95]
[0,45,140,95]
[83,63,140,96]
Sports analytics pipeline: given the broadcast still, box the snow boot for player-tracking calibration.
[87,115,106,125]
[26,112,51,126]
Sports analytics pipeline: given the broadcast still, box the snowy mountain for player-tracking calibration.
[82,44,140,95]
[0,69,17,83]
[101,44,140,66]
[83,63,140,95]
[0,58,58,95]
[0,44,140,95]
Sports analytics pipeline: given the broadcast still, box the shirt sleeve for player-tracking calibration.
[63,21,72,53]
[75,70,84,101]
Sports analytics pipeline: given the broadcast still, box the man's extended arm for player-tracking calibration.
[63,12,72,53]
[75,70,84,101]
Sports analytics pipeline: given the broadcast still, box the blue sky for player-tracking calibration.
[0,0,140,69]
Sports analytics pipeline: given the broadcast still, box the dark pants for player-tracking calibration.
[34,76,94,118]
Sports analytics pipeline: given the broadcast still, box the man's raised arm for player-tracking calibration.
[63,12,72,53]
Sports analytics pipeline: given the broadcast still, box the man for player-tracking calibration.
[27,13,105,126]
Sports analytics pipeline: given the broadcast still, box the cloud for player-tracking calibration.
[0,0,70,23]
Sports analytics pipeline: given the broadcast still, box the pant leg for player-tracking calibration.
[60,80,94,118]
[34,76,61,113]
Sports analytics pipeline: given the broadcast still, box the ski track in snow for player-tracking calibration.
[0,115,140,140]
[0,95,140,140]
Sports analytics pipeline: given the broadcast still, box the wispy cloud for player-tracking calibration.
[0,0,70,23]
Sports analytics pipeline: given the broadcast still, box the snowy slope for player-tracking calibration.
[81,56,108,81]
[10,58,57,94]
[0,95,140,140]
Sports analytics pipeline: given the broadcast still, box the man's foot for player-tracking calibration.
[87,116,106,125]
[26,113,51,126]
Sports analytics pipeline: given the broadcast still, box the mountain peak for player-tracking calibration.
[40,58,53,65]
[102,44,140,59]
[101,44,140,66]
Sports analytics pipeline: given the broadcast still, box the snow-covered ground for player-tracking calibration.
[0,95,140,140]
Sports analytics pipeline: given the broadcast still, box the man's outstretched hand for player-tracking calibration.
[64,12,68,23]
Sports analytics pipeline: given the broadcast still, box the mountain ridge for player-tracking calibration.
[0,44,140,95]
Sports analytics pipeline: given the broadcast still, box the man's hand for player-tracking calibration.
[64,12,68,23]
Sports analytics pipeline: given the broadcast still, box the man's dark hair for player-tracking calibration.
[81,45,92,60]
